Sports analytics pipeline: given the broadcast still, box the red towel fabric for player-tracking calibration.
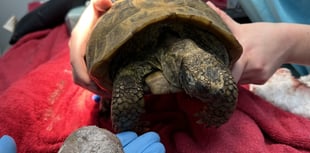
[1,24,310,153]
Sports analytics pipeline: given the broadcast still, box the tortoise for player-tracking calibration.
[86,0,242,132]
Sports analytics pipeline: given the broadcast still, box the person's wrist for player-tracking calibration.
[266,23,292,65]
[282,23,310,65]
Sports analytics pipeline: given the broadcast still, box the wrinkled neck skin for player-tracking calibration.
[147,33,230,95]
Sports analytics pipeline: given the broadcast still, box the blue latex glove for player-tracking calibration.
[0,135,17,153]
[116,131,165,153]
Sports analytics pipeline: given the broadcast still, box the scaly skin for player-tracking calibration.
[112,63,154,132]
[160,39,237,127]
[111,37,237,132]
[179,46,237,126]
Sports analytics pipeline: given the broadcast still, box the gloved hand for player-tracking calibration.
[116,131,165,153]
[92,95,165,153]
[0,135,17,153]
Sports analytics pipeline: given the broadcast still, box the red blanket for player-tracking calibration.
[1,25,310,153]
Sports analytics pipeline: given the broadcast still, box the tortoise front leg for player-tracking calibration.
[111,62,153,132]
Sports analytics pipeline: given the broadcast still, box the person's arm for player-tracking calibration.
[207,2,310,84]
[283,23,310,65]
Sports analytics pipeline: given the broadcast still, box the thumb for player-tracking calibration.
[92,0,113,13]
[206,1,239,32]
[231,59,244,83]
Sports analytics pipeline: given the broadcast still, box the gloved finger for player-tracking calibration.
[123,131,161,153]
[142,142,165,153]
[0,135,17,153]
[116,131,138,147]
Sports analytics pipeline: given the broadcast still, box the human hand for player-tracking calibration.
[207,2,290,84]
[69,0,112,94]
[0,135,17,153]
[116,131,165,153]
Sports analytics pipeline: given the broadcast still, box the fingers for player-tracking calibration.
[232,58,272,85]
[231,61,243,83]
[0,135,17,153]
[231,52,247,83]
[142,142,165,153]
[123,132,164,153]
[71,60,102,94]
[116,131,165,153]
[207,1,244,84]
[69,1,100,92]
[206,1,222,15]
[93,0,113,13]
[206,1,238,33]
[116,131,138,147]
[69,0,112,94]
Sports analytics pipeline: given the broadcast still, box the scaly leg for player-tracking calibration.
[111,62,153,132]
